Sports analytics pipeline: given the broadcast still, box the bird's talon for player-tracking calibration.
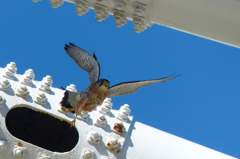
[68,108,75,111]
[69,119,76,128]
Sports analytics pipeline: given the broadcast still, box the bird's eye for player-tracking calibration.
[105,85,108,87]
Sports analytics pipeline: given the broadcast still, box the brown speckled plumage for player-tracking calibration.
[65,79,109,127]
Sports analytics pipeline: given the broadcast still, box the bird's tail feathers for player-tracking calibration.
[60,90,69,106]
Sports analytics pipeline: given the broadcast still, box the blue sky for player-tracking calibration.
[1,1,240,158]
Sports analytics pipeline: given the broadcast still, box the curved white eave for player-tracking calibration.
[64,0,240,48]
[150,0,240,48]
[121,121,237,159]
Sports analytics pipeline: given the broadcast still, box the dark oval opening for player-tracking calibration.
[5,106,79,152]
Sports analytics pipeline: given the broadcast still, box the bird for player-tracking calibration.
[60,43,178,127]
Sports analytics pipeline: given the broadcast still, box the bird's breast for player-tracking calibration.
[85,85,108,105]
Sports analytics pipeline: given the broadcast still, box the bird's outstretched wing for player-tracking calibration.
[64,43,100,84]
[107,76,178,97]
[60,90,79,109]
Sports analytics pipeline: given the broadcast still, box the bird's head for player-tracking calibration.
[95,79,110,88]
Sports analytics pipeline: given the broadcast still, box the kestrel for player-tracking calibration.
[60,43,178,127]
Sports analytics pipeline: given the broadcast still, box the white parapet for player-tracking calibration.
[0,63,236,159]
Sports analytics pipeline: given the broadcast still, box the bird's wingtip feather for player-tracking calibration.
[173,74,181,78]
[69,42,76,46]
[64,44,70,51]
[93,52,98,61]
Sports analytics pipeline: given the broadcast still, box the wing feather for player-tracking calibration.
[60,90,89,110]
[64,43,100,84]
[107,76,178,97]
[60,90,79,109]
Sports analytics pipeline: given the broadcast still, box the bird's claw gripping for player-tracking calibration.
[69,118,76,128]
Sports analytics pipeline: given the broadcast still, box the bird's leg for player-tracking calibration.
[69,95,88,128]
[69,116,77,127]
